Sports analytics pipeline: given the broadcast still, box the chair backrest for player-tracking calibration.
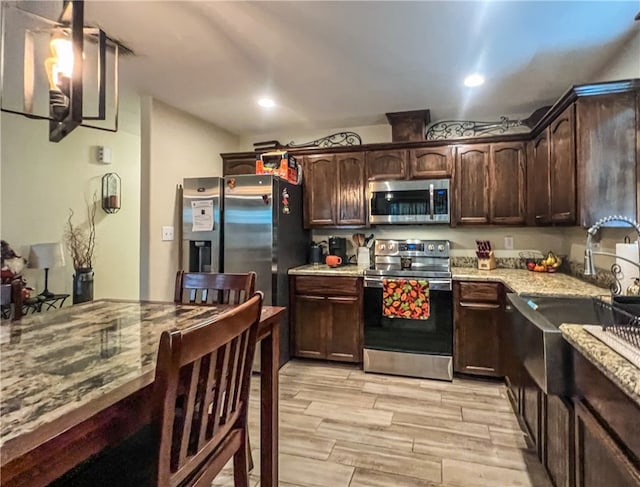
[174,271,256,306]
[152,292,263,487]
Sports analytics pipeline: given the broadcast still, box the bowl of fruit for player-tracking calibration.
[526,251,562,273]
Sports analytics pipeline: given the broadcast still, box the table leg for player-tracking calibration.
[260,321,279,487]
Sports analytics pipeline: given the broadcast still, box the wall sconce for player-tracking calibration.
[102,172,121,214]
[0,0,122,142]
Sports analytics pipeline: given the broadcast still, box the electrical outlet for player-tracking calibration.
[504,236,514,250]
[162,226,174,241]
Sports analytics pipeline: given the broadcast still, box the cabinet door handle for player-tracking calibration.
[298,295,325,301]
[459,302,501,310]
[327,296,358,303]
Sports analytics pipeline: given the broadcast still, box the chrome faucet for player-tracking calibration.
[584,215,640,278]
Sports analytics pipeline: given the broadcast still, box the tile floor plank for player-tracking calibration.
[315,418,414,452]
[330,440,442,483]
[442,457,552,487]
[349,467,448,487]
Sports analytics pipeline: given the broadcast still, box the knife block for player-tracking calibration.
[477,252,497,270]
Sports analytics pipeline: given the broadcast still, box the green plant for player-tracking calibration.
[64,194,97,270]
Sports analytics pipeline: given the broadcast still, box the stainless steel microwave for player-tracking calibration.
[368,179,451,224]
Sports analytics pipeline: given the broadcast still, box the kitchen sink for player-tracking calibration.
[506,293,609,395]
[513,295,604,328]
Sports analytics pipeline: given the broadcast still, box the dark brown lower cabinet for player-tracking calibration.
[291,276,363,363]
[522,379,542,458]
[575,400,640,487]
[453,281,504,377]
[326,296,361,362]
[293,295,326,359]
[545,395,574,487]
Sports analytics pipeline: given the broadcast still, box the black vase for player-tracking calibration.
[73,268,94,304]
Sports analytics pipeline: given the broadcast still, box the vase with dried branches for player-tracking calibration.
[64,196,97,304]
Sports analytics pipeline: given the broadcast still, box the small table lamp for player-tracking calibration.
[29,243,66,298]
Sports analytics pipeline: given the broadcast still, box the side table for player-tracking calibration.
[24,294,70,314]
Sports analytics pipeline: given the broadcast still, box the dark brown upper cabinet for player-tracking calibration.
[301,152,366,228]
[337,152,367,225]
[527,131,551,225]
[490,142,526,224]
[454,144,490,224]
[366,149,407,180]
[576,92,639,227]
[408,146,453,178]
[549,105,576,223]
[222,153,257,176]
[302,154,336,227]
[455,142,526,225]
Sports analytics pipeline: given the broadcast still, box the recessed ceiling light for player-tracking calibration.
[257,97,276,108]
[464,74,485,87]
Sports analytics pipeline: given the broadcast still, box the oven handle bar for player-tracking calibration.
[364,276,452,291]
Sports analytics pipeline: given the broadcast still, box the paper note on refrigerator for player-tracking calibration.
[191,200,214,232]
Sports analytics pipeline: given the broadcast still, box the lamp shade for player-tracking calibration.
[29,242,66,269]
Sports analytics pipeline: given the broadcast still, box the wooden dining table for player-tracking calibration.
[0,299,284,487]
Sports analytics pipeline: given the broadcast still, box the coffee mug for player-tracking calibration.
[326,255,342,267]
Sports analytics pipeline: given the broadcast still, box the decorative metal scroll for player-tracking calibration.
[425,116,525,141]
[610,263,624,296]
[287,131,362,148]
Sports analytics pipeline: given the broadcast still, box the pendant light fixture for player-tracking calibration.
[0,0,122,142]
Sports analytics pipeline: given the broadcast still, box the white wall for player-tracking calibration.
[1,88,141,300]
[592,26,640,81]
[140,98,239,301]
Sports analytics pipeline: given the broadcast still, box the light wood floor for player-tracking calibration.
[214,360,552,487]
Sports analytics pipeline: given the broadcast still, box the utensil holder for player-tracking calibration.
[478,252,497,270]
[357,247,370,269]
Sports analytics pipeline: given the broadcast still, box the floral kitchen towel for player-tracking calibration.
[382,278,430,319]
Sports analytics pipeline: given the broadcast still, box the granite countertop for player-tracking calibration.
[289,264,366,277]
[289,265,608,297]
[560,324,640,407]
[451,267,607,297]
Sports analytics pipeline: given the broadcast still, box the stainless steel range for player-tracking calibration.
[363,239,453,380]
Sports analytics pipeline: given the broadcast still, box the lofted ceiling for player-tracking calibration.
[83,1,640,136]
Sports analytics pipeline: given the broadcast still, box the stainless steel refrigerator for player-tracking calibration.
[223,174,308,365]
[181,177,223,273]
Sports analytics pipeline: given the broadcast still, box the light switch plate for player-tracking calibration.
[162,226,174,241]
[504,236,514,250]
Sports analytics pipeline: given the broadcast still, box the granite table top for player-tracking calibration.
[0,299,282,462]
[560,324,640,407]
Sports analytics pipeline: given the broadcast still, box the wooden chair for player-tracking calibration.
[48,294,263,487]
[175,271,256,306]
[153,291,263,486]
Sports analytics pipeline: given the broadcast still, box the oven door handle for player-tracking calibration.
[429,183,435,219]
[364,276,452,291]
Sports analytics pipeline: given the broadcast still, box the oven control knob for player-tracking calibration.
[388,243,395,251]
[438,244,445,252]
[428,244,435,251]
[379,244,386,251]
